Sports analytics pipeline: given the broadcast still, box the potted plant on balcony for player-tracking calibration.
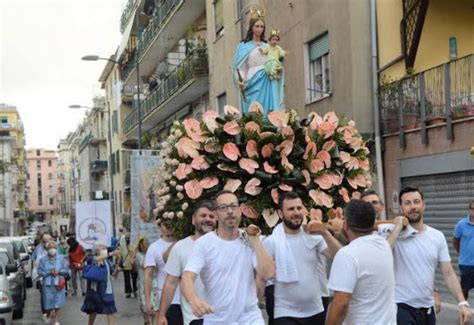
[451,105,469,120]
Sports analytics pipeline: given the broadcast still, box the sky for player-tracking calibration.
[0,0,125,150]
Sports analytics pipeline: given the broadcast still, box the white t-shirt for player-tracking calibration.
[316,254,330,298]
[165,236,204,325]
[379,225,451,308]
[263,231,328,318]
[184,231,264,325]
[328,234,396,325]
[144,238,180,305]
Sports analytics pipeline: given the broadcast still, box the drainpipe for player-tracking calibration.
[370,0,386,219]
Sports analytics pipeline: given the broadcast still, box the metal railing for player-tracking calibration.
[137,0,182,60]
[120,0,136,33]
[123,49,209,134]
[380,54,474,135]
[121,49,137,83]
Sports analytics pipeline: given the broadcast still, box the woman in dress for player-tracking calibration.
[232,16,284,116]
[81,242,118,325]
[134,236,158,325]
[38,240,68,325]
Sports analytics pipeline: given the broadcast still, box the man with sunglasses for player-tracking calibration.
[181,190,275,325]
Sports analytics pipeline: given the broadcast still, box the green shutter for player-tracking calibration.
[309,33,329,61]
[116,150,120,173]
[111,153,115,175]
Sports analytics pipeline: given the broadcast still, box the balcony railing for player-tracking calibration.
[137,0,182,61]
[91,160,108,173]
[380,54,474,140]
[120,0,136,33]
[123,49,209,134]
[121,49,137,84]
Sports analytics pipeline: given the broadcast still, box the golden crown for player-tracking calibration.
[249,9,265,19]
[269,29,280,39]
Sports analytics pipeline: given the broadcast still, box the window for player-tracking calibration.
[36,160,41,169]
[307,32,331,102]
[38,191,42,206]
[0,116,7,123]
[236,0,245,21]
[111,153,116,175]
[116,150,120,173]
[112,110,119,134]
[214,0,224,38]
[49,198,54,205]
[217,92,227,116]
[36,149,41,156]
[48,160,52,167]
[48,173,53,180]
[119,191,122,213]
[27,173,30,180]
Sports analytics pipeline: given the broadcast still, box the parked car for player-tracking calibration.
[0,240,26,304]
[0,259,13,325]
[0,248,23,319]
[5,238,32,288]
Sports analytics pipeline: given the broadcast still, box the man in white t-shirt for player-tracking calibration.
[327,199,397,325]
[157,200,217,325]
[144,220,182,325]
[380,186,471,325]
[181,190,276,325]
[263,191,342,325]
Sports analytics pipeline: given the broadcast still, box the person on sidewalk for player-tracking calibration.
[135,236,158,325]
[33,233,53,321]
[361,190,385,219]
[81,241,119,325]
[181,190,276,325]
[118,233,138,298]
[144,220,181,324]
[453,200,474,300]
[38,240,69,325]
[157,200,217,325]
[263,191,342,325]
[326,200,397,325]
[381,186,472,325]
[67,237,87,296]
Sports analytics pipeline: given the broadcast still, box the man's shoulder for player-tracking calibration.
[425,225,446,239]
[173,236,195,252]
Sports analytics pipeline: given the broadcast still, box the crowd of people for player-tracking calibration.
[28,186,474,325]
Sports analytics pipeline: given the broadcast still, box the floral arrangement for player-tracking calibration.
[155,102,371,239]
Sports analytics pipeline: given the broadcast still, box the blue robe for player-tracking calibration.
[232,41,284,116]
[38,254,68,310]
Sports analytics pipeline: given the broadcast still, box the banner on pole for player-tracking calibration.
[130,155,161,245]
[75,201,112,250]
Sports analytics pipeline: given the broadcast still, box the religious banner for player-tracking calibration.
[75,201,112,250]
[130,154,161,245]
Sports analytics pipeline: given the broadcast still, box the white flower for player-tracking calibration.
[182,202,189,210]
[162,142,169,149]
[168,212,175,218]
[177,211,184,218]
[177,192,184,200]
[168,135,176,142]
[165,158,172,165]
[170,180,177,187]
[164,174,172,181]
[173,121,180,127]
[174,129,183,137]
[171,159,179,166]
[176,185,184,192]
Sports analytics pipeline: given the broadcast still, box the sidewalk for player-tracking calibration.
[14,276,143,325]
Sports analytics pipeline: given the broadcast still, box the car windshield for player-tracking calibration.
[0,252,10,267]
[13,240,26,254]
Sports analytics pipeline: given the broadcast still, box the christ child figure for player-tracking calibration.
[260,29,286,79]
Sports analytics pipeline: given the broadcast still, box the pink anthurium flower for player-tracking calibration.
[338,187,350,203]
[263,161,278,174]
[271,188,279,204]
[268,111,289,128]
[223,142,241,161]
[183,118,207,142]
[308,112,323,130]
[202,110,219,133]
[303,141,317,160]
[281,126,295,140]
[309,208,323,221]
[176,136,200,158]
[347,174,367,189]
[239,158,259,174]
[322,140,336,151]
[358,158,370,171]
[281,155,294,172]
[318,121,337,139]
[314,174,334,190]
[259,131,275,139]
[346,157,360,170]
[302,169,311,186]
[261,143,274,158]
[244,178,262,196]
[248,101,264,114]
[199,176,219,189]
[244,121,261,134]
[276,140,293,157]
[191,155,210,170]
[339,151,351,163]
[184,179,203,199]
[309,158,324,174]
[323,111,339,125]
[175,163,193,180]
[223,120,241,135]
[224,105,240,116]
[246,140,259,159]
[309,189,334,208]
[316,150,331,168]
[224,179,242,192]
[352,191,362,199]
[241,203,258,219]
[279,183,293,192]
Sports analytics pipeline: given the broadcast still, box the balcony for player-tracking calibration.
[121,0,206,86]
[123,49,209,136]
[90,160,108,173]
[124,169,131,186]
[120,0,137,33]
[380,54,474,144]
[0,122,23,131]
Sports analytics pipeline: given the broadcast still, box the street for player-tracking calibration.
[12,275,473,325]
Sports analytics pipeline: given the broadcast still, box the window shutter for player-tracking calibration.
[309,33,329,61]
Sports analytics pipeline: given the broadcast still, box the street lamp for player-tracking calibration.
[69,104,117,237]
[81,54,142,150]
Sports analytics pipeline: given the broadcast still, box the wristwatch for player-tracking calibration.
[458,301,470,308]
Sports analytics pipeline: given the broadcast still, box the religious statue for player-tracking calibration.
[232,9,284,116]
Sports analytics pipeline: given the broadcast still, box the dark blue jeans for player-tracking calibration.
[397,303,436,325]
